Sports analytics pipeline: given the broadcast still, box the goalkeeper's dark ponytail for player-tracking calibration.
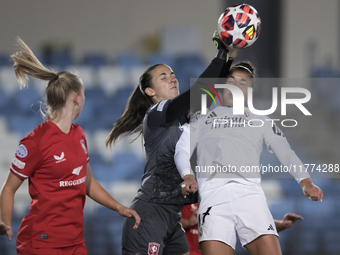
[106,64,164,147]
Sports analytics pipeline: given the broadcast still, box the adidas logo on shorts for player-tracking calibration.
[267,224,275,231]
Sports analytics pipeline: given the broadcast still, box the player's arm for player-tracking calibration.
[180,207,198,229]
[85,163,140,229]
[165,32,237,123]
[174,125,198,197]
[274,213,303,232]
[264,121,323,201]
[269,139,323,201]
[0,172,24,241]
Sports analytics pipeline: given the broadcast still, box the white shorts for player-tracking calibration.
[197,182,278,250]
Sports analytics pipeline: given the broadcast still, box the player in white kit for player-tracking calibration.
[174,61,323,255]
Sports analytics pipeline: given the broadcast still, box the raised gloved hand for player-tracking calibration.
[212,30,239,61]
[212,30,225,50]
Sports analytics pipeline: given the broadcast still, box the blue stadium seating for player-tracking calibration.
[0,53,11,67]
[12,87,41,115]
[47,51,74,70]
[111,151,143,181]
[115,52,142,71]
[0,87,9,113]
[269,199,296,219]
[147,52,176,68]
[7,114,43,137]
[297,231,319,253]
[83,52,108,69]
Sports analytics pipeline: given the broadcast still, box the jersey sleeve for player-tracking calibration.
[188,111,202,155]
[146,100,172,129]
[165,58,233,123]
[262,118,310,183]
[174,123,193,178]
[10,137,42,180]
[262,118,286,153]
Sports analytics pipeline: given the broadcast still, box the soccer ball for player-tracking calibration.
[217,3,261,49]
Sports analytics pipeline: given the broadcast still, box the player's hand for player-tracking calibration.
[0,222,12,241]
[117,206,141,229]
[188,208,198,226]
[212,30,226,50]
[181,175,198,198]
[275,213,303,232]
[300,178,323,201]
[212,30,239,60]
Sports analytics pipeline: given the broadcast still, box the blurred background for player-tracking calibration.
[0,0,339,254]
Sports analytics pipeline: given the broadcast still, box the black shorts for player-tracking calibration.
[122,199,189,255]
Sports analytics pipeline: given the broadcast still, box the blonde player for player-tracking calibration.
[0,38,140,255]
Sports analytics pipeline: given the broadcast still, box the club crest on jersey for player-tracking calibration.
[244,110,250,117]
[54,152,66,163]
[191,203,198,210]
[16,144,28,158]
[198,227,203,237]
[148,242,160,255]
[80,139,87,154]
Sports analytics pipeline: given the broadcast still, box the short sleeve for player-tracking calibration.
[10,137,42,179]
[146,100,170,129]
[189,111,203,156]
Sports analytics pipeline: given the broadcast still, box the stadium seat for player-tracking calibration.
[111,151,143,181]
[106,219,125,255]
[12,87,42,114]
[128,65,150,86]
[83,52,108,69]
[88,151,106,167]
[297,231,319,253]
[323,230,340,254]
[91,164,116,186]
[147,52,176,68]
[0,87,9,113]
[89,104,122,131]
[115,52,142,71]
[91,129,119,163]
[0,66,19,96]
[7,114,43,137]
[299,199,335,221]
[175,53,206,69]
[48,51,74,70]
[269,198,296,219]
[66,65,97,88]
[0,53,11,67]
[276,178,302,197]
[113,86,134,109]
[97,66,129,96]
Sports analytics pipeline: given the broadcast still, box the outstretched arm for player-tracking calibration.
[299,178,323,201]
[85,163,140,229]
[174,125,198,197]
[181,207,198,229]
[165,32,237,123]
[0,172,24,241]
[270,139,323,201]
[274,213,303,232]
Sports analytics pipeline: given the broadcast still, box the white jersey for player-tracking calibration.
[175,106,310,196]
